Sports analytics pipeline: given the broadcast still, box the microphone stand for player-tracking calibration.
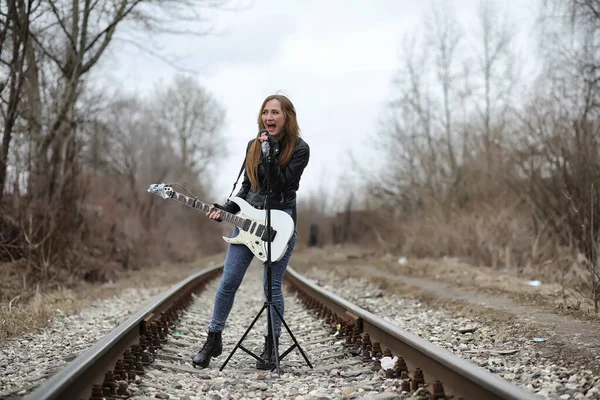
[219,136,313,375]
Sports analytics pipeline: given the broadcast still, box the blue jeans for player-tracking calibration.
[208,209,297,337]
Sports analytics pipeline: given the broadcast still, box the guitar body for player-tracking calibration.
[222,197,295,262]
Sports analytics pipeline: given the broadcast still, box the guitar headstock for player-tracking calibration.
[147,183,174,199]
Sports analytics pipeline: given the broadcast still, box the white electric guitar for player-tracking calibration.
[147,183,295,262]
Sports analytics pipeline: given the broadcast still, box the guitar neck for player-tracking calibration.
[170,191,245,228]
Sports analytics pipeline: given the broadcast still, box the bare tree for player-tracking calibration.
[488,0,600,310]
[0,0,234,287]
[373,3,467,213]
[372,30,436,214]
[151,74,225,180]
[18,0,231,201]
[426,1,463,176]
[94,96,175,226]
[473,0,517,167]
[0,0,35,202]
[546,0,600,116]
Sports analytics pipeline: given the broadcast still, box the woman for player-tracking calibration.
[192,94,310,369]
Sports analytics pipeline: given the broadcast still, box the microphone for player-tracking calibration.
[259,129,270,156]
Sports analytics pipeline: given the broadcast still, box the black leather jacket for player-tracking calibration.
[220,136,310,216]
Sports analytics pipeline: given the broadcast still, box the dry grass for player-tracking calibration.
[317,189,600,312]
[0,252,226,345]
[291,245,600,320]
[383,257,599,318]
[0,288,79,342]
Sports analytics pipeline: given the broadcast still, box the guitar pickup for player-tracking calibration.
[256,225,264,237]
[242,219,252,231]
[260,226,277,242]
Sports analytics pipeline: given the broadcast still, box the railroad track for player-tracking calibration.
[23,262,540,400]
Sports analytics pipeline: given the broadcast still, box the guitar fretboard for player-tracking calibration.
[171,192,246,228]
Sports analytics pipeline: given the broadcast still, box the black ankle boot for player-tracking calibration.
[192,330,222,368]
[256,335,279,370]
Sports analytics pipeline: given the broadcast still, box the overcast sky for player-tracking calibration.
[98,0,540,206]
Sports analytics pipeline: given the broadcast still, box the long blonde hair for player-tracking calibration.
[246,94,301,190]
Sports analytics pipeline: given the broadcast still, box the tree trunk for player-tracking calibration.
[0,0,30,201]
[23,30,46,201]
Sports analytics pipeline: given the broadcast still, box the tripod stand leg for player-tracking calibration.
[267,303,282,376]
[272,305,313,369]
[219,303,267,371]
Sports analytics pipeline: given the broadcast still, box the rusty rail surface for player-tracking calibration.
[25,263,223,400]
[285,266,540,400]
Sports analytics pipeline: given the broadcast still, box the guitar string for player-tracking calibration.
[166,181,281,249]
[165,181,207,212]
[167,181,239,225]
[166,181,197,198]
[161,182,285,257]
[166,181,272,233]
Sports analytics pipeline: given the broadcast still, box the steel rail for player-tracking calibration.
[25,263,223,400]
[285,266,540,400]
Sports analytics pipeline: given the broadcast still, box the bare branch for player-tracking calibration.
[46,0,77,53]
